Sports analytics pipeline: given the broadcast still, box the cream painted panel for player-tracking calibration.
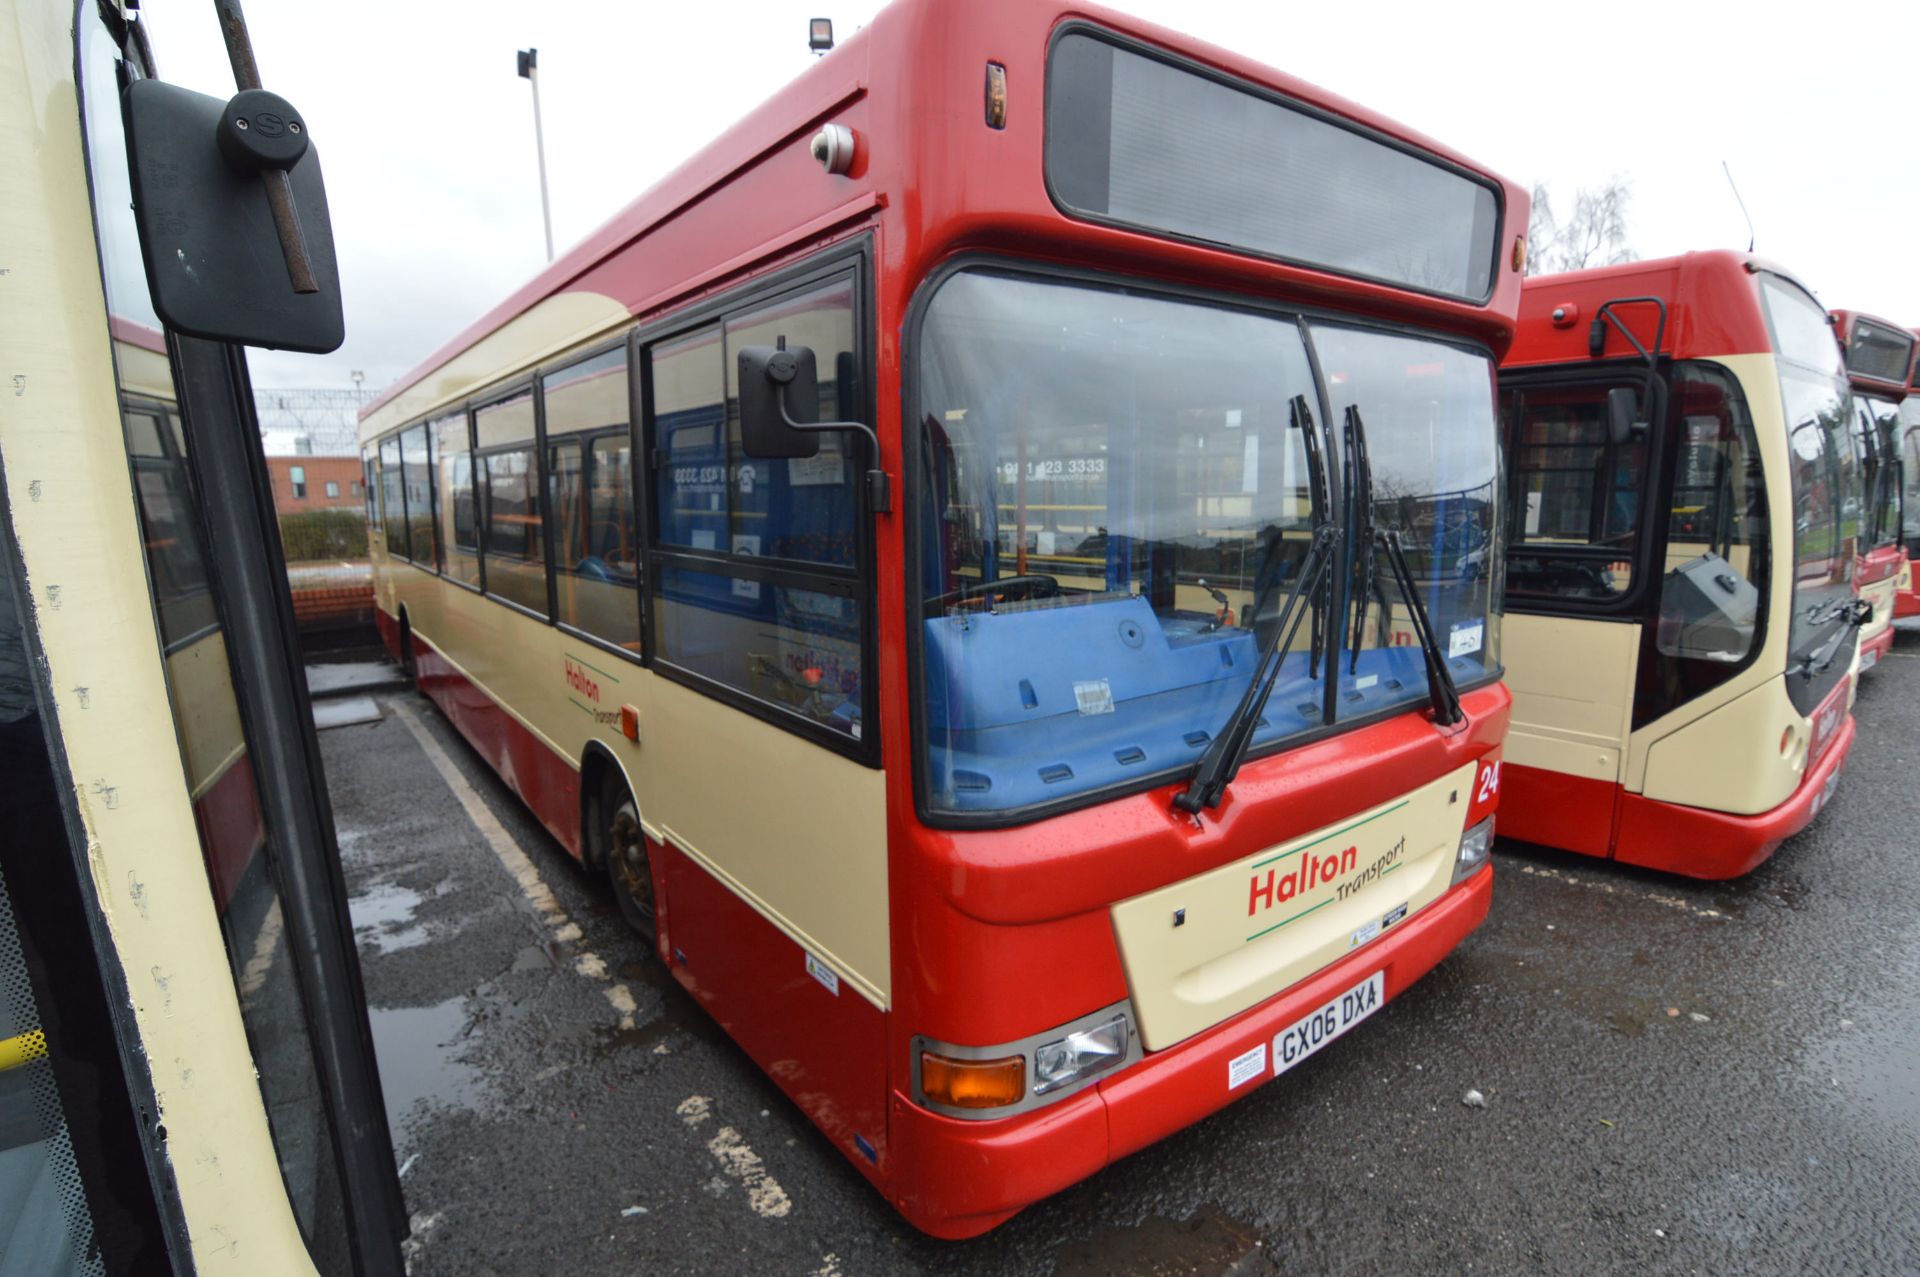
[167,630,245,795]
[1640,676,1805,815]
[407,578,892,1006]
[2,7,319,1269]
[1112,760,1476,1050]
[360,292,631,442]
[1625,355,1798,794]
[1861,576,1895,644]
[1499,612,1637,779]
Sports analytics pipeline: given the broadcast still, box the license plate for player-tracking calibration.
[1861,647,1879,671]
[1272,971,1384,1077]
[1812,769,1840,818]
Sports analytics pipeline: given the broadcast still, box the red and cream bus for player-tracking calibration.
[1827,309,1913,671]
[1892,329,1920,620]
[360,0,1521,1236]
[1498,252,1862,879]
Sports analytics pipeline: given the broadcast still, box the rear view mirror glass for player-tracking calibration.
[737,344,824,459]
[124,78,344,353]
[1605,387,1637,447]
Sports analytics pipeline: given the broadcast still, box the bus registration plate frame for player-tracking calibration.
[1272,970,1384,1077]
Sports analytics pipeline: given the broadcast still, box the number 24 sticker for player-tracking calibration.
[1475,760,1502,806]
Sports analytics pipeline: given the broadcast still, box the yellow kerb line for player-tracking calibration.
[0,1029,48,1071]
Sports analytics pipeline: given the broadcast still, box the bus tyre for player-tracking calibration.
[602,773,655,943]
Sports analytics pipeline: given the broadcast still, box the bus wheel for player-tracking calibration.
[602,773,655,943]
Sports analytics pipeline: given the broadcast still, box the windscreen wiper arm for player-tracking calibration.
[1797,598,1871,678]
[1174,395,1337,818]
[1344,406,1464,727]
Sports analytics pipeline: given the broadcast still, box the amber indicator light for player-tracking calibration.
[921,1051,1024,1108]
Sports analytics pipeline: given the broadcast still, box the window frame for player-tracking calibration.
[637,238,879,765]
[900,252,1505,829]
[1041,21,1507,308]
[1498,360,1670,621]
[471,378,550,621]
[540,336,645,665]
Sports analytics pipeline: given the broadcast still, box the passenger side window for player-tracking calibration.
[1502,382,1647,602]
[544,348,638,650]
[435,414,480,587]
[402,423,438,569]
[475,387,547,615]
[379,435,408,559]
[645,273,868,748]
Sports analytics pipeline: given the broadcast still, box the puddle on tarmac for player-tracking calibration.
[368,998,486,1147]
[351,880,433,954]
[1049,1207,1273,1277]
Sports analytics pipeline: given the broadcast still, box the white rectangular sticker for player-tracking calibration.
[805,954,840,996]
[1226,1043,1267,1089]
[1861,647,1879,671]
[1074,679,1115,716]
[1272,971,1384,1077]
[1448,621,1484,659]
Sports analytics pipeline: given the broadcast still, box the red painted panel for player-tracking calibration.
[655,841,891,1193]
[1497,763,1619,860]
[1506,250,1780,369]
[1614,714,1854,880]
[192,752,263,916]
[1858,545,1903,587]
[1830,309,1914,399]
[1897,581,1920,619]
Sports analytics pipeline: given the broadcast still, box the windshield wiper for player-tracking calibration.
[1344,406,1464,727]
[1796,597,1871,678]
[1174,395,1339,818]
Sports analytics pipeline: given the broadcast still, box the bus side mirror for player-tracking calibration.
[124,79,344,353]
[738,342,892,513]
[738,344,825,460]
[1605,387,1638,446]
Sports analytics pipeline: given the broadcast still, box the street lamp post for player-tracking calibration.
[517,47,554,263]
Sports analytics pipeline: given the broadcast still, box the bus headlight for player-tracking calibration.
[1033,1014,1130,1094]
[1451,816,1494,885]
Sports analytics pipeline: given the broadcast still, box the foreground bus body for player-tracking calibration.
[1498,252,1861,879]
[361,0,1524,1236]
[1828,310,1913,672]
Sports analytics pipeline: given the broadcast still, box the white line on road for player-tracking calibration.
[677,1093,791,1219]
[1510,860,1730,921]
[237,899,283,1008]
[392,701,637,1028]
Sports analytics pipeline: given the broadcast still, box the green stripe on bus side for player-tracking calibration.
[1245,896,1334,943]
[1250,799,1411,872]
[565,653,622,683]
[568,697,596,717]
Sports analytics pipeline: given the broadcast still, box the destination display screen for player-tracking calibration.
[1846,317,1915,386]
[1045,30,1501,303]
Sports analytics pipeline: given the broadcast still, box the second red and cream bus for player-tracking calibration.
[1827,309,1913,671]
[1498,252,1862,879]
[1893,330,1920,620]
[360,0,1521,1236]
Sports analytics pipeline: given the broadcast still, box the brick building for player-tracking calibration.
[266,455,364,515]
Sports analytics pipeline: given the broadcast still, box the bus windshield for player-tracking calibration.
[1758,276,1860,684]
[914,269,1497,816]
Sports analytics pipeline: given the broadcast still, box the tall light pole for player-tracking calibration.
[517,47,554,262]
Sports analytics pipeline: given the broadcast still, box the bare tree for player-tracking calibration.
[1525,176,1637,276]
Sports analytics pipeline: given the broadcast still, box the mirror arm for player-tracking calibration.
[775,385,892,515]
[213,0,318,293]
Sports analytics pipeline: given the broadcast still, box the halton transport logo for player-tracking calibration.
[564,657,601,704]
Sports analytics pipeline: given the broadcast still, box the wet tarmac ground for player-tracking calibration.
[319,635,1920,1276]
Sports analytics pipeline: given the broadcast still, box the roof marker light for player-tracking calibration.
[809,18,834,54]
[985,63,1008,129]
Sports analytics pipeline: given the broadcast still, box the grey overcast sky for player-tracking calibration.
[140,0,1920,392]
